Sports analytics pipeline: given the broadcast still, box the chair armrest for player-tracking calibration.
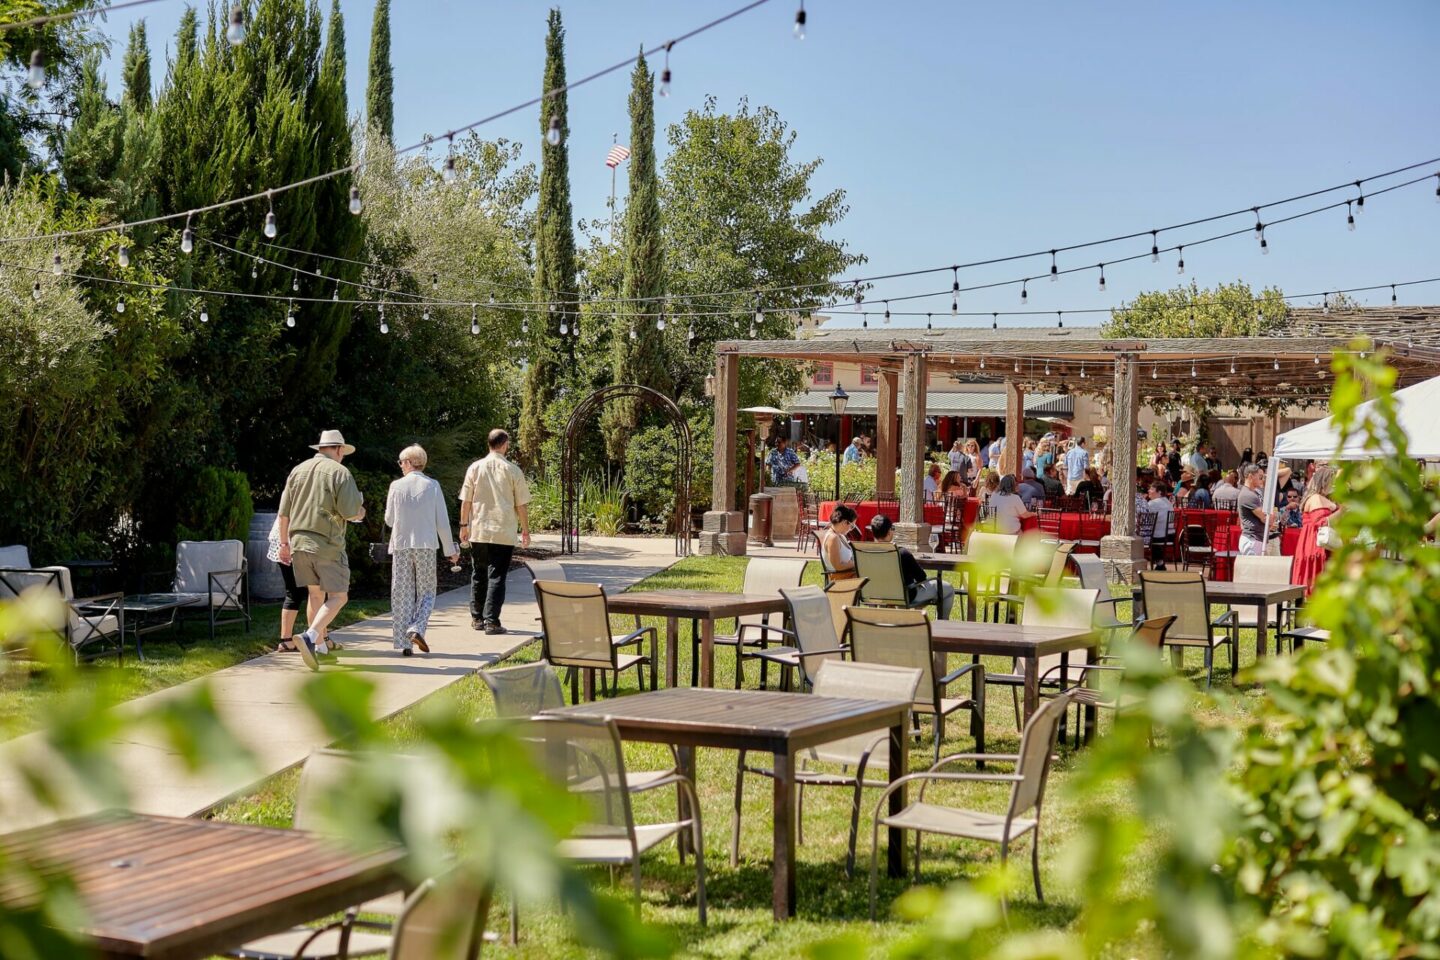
[74,591,125,608]
[1212,611,1237,627]
[736,623,795,642]
[927,751,1019,771]
[1036,661,1123,686]
[938,661,983,687]
[612,626,657,647]
[1095,595,1126,607]
[795,645,850,660]
[871,770,1024,817]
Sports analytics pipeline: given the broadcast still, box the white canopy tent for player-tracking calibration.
[1262,374,1440,545]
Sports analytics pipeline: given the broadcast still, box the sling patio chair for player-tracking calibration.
[823,577,866,646]
[984,587,1098,730]
[0,566,125,664]
[712,557,807,689]
[1136,570,1237,688]
[731,659,922,876]
[1054,615,1177,747]
[743,584,855,692]
[846,605,986,762]
[1068,553,1130,641]
[533,580,656,700]
[1230,555,1299,635]
[523,715,707,924]
[993,541,1073,624]
[522,557,579,647]
[868,690,1075,922]
[852,542,935,612]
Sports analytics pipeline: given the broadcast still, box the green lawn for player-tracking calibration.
[0,598,388,740]
[209,555,1272,959]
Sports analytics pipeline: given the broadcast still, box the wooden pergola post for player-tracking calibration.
[875,369,899,498]
[894,353,931,549]
[999,380,1025,478]
[1100,352,1144,579]
[699,352,746,555]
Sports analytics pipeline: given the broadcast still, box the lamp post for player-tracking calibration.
[829,383,849,500]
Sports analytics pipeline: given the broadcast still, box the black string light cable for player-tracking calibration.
[0,0,776,245]
[0,0,175,33]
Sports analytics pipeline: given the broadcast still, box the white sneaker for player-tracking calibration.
[313,639,329,656]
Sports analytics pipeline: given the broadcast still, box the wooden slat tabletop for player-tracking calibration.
[544,687,909,753]
[911,552,984,568]
[605,590,788,620]
[1130,580,1305,603]
[929,620,1097,656]
[0,813,405,960]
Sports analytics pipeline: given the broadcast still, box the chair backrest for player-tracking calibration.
[1007,690,1074,820]
[389,874,492,960]
[1068,553,1114,604]
[966,531,1018,564]
[851,542,908,605]
[780,586,842,685]
[523,558,568,583]
[1233,555,1293,585]
[823,578,865,642]
[1131,615,1177,650]
[845,605,936,712]
[174,540,244,594]
[533,580,615,669]
[479,660,567,716]
[1136,510,1156,540]
[806,661,922,767]
[1036,508,1062,537]
[522,715,636,845]
[1138,571,1211,643]
[293,748,372,834]
[0,545,31,569]
[0,567,70,634]
[1021,587,1098,673]
[1042,542,1075,586]
[739,558,807,626]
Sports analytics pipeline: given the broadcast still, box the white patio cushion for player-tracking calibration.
[174,540,245,594]
[69,613,120,643]
[0,545,31,568]
[880,803,1036,843]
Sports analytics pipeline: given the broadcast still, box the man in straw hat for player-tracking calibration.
[278,429,366,670]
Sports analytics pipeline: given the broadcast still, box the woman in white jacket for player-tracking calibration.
[385,445,458,655]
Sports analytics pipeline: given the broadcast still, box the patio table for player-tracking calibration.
[911,551,985,619]
[604,590,787,688]
[544,687,910,920]
[930,620,1100,740]
[80,593,198,661]
[1130,579,1305,658]
[0,813,405,960]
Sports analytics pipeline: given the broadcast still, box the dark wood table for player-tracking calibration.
[912,552,985,619]
[0,813,405,960]
[1130,580,1305,657]
[930,620,1100,739]
[544,687,911,920]
[604,590,788,688]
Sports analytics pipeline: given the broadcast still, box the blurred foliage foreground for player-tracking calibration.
[0,348,1436,960]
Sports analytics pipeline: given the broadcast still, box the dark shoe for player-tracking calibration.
[402,647,413,657]
[410,630,429,653]
[296,631,319,672]
[484,622,505,635]
[471,618,485,631]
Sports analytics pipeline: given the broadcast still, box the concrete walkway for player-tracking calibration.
[0,535,681,832]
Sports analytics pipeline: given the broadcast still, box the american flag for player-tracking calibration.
[605,144,631,168]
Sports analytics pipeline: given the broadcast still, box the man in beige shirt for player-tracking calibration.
[278,429,365,670]
[458,428,531,634]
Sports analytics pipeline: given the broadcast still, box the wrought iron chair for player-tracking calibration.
[868,690,1076,921]
[731,659,921,876]
[533,581,656,700]
[1068,553,1129,640]
[937,494,968,553]
[162,539,250,642]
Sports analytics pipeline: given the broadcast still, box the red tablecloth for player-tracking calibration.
[820,500,945,535]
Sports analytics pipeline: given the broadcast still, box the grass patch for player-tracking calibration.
[210,555,1271,959]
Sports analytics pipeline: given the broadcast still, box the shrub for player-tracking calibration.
[173,467,253,543]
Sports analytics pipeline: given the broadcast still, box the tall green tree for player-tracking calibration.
[121,21,152,112]
[602,50,667,461]
[518,7,579,470]
[60,52,123,196]
[366,0,393,140]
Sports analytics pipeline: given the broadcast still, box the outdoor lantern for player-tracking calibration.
[704,373,716,398]
[828,383,849,501]
[828,383,849,417]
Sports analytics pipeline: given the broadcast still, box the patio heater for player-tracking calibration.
[829,383,849,500]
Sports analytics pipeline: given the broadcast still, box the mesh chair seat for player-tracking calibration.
[229,928,392,960]
[559,821,690,863]
[879,803,1037,844]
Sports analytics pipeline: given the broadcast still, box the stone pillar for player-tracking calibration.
[999,380,1025,478]
[894,354,931,549]
[1100,353,1144,580]
[875,369,899,498]
[699,352,747,555]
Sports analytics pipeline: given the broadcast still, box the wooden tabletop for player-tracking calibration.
[929,620,1098,656]
[0,813,405,960]
[543,687,910,753]
[911,552,984,569]
[1130,580,1305,603]
[605,590,788,620]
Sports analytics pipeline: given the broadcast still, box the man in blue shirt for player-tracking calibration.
[1064,437,1091,495]
[986,436,1005,469]
[767,437,801,484]
[843,437,863,464]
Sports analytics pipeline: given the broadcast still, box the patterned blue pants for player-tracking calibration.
[391,548,437,649]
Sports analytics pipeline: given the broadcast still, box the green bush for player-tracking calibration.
[805,452,879,500]
[173,467,253,543]
[622,418,714,528]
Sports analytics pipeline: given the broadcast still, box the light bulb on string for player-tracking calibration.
[422,307,430,321]
[1230,358,1236,375]
[861,314,868,329]
[883,301,890,324]
[754,294,764,326]
[1097,264,1106,292]
[1253,207,1263,237]
[27,50,45,89]
[251,264,258,279]
[1353,181,1364,214]
[226,4,247,44]
[926,312,932,331]
[286,300,296,328]
[200,307,209,324]
[686,325,695,342]
[116,297,125,314]
[521,316,529,335]
[1150,230,1159,263]
[1014,359,1021,374]
[794,1,806,39]
[1273,357,1280,371]
[1044,360,1051,376]
[546,115,562,147]
[1391,284,1397,305]
[657,313,666,331]
[1176,246,1185,275]
[263,193,277,239]
[380,317,389,335]
[1345,201,1355,232]
[1049,249,1058,282]
[470,306,481,336]
[1057,311,1064,329]
[1152,365,1158,380]
[992,312,998,330]
[1191,361,1197,378]
[117,238,130,269]
[1322,293,1329,315]
[51,251,62,276]
[1313,354,1321,365]
[181,216,194,254]
[443,134,458,183]
[951,267,959,317]
[349,186,362,215]
[1020,280,1027,304]
[659,42,673,97]
[487,293,495,306]
[979,356,986,370]
[1434,173,1440,203]
[292,277,299,293]
[1080,363,1085,379]
[332,284,339,301]
[1258,226,1269,255]
[559,318,569,335]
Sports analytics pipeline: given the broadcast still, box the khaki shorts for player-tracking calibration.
[291,550,350,594]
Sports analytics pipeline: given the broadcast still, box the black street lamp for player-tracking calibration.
[829,383,849,500]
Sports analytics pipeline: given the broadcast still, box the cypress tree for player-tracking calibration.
[518,7,579,469]
[366,0,393,139]
[121,21,152,112]
[60,52,123,196]
[603,50,668,460]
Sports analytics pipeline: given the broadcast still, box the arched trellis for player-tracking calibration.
[561,384,692,557]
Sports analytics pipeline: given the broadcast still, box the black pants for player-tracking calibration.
[277,561,309,611]
[469,541,514,624]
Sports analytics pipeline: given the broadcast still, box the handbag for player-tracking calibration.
[1315,523,1342,551]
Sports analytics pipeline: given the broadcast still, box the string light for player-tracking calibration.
[559,315,569,335]
[546,115,563,147]
[1176,245,1185,275]
[861,314,867,329]
[1014,359,1021,373]
[951,267,959,317]
[226,4,247,45]
[1049,249,1058,282]
[1056,310,1063,329]
[1097,264,1106,292]
[1152,365,1158,379]
[754,294,764,326]
[332,283,339,301]
[687,324,695,341]
[1230,358,1236,374]
[659,41,673,97]
[979,356,986,370]
[794,1,806,39]
[251,264,258,279]
[926,312,932,330]
[1435,173,1440,202]
[1313,354,1321,365]
[657,312,666,331]
[471,304,480,335]
[117,237,130,269]
[27,50,45,89]
[1346,201,1355,231]
[442,135,458,183]
[628,324,637,340]
[1079,362,1085,379]
[1191,361,1197,378]
[1259,225,1269,255]
[263,193,277,239]
[181,216,194,255]
[883,301,890,324]
[31,280,40,300]
[115,297,125,314]
[991,312,998,330]
[286,299,296,328]
[291,276,300,293]
[422,306,430,320]
[1150,230,1159,263]
[349,186,362,215]
[1044,360,1051,376]
[854,284,863,312]
[1354,180,1365,214]
[1253,207,1263,237]
[200,306,209,323]
[1273,357,1280,371]
[1020,280,1028,304]
[1322,293,1330,315]
[51,251,61,276]
[1392,284,1397,304]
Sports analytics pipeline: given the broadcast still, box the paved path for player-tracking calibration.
[0,535,680,832]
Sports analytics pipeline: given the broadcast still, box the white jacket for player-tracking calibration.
[385,472,457,555]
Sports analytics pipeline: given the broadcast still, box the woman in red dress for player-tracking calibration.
[1292,464,1339,595]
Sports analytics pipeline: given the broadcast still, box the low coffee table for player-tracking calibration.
[83,593,199,661]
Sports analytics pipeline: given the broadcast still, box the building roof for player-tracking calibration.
[787,389,1074,418]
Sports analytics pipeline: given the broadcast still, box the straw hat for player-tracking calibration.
[309,429,356,456]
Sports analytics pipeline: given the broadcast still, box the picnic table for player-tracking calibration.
[0,813,405,960]
[1130,579,1305,658]
[545,687,911,920]
[604,590,787,688]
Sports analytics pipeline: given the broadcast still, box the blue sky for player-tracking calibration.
[98,0,1440,327]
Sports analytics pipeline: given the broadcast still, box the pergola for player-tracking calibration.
[699,313,1440,572]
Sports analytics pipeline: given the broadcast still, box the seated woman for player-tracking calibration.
[938,469,968,500]
[819,504,858,581]
[1075,467,1104,507]
[989,475,1035,535]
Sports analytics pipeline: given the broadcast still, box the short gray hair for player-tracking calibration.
[399,444,428,470]
[1240,463,1264,482]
